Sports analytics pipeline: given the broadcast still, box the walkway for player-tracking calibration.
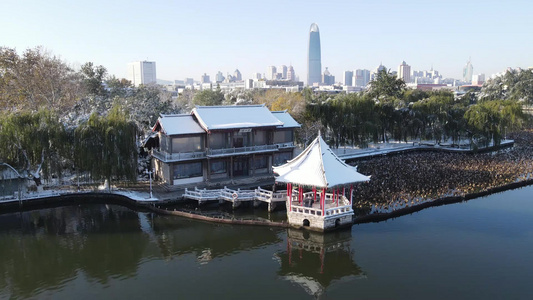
[183,186,286,211]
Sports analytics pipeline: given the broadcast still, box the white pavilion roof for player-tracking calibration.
[192,105,283,131]
[273,134,370,188]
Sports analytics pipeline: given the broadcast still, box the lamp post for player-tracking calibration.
[146,168,154,199]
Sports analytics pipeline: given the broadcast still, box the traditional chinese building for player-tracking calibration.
[273,133,370,231]
[146,105,300,186]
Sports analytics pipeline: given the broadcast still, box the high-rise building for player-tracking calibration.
[287,65,295,81]
[343,70,353,86]
[267,66,277,80]
[370,64,387,82]
[127,61,157,87]
[398,61,411,83]
[234,69,242,81]
[354,69,370,87]
[201,73,210,84]
[215,71,225,83]
[252,73,262,80]
[463,59,473,83]
[472,73,485,85]
[279,65,288,79]
[322,67,335,85]
[307,23,322,86]
[185,78,194,85]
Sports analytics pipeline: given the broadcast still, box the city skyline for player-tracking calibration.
[2,0,532,83]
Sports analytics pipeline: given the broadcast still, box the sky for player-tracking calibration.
[2,0,532,83]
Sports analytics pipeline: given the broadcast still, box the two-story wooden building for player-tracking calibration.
[147,105,300,186]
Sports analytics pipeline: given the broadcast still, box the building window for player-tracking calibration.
[254,130,267,145]
[274,152,292,166]
[209,133,227,149]
[172,136,203,153]
[210,160,227,175]
[173,162,202,179]
[273,130,293,144]
[253,156,268,170]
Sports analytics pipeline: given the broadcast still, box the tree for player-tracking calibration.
[80,62,107,97]
[0,46,81,112]
[0,110,66,184]
[193,88,224,106]
[74,105,138,187]
[366,69,406,100]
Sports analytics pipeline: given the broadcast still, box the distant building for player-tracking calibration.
[267,66,277,80]
[472,73,485,86]
[322,68,335,85]
[398,61,411,83]
[354,69,370,87]
[252,73,262,80]
[463,59,474,83]
[370,64,387,82]
[234,69,242,81]
[287,65,296,82]
[278,65,288,80]
[201,73,210,84]
[307,23,322,86]
[343,70,353,86]
[215,71,225,83]
[185,78,194,85]
[127,61,157,87]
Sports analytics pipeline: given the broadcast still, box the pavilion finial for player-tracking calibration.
[318,130,321,137]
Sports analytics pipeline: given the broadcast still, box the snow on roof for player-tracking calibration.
[273,134,370,188]
[154,114,205,136]
[192,105,284,131]
[272,111,301,128]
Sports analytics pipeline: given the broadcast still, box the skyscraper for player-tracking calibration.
[267,66,277,80]
[322,67,335,85]
[307,23,322,86]
[287,65,295,81]
[279,65,288,80]
[127,61,157,87]
[398,61,411,83]
[343,70,353,86]
[354,69,370,87]
[463,58,473,83]
[234,69,242,81]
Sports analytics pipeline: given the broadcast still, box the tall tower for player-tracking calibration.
[307,23,322,86]
[463,58,474,83]
[398,61,411,83]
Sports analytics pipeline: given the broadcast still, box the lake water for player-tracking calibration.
[1,185,533,299]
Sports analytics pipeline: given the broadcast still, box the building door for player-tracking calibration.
[233,157,249,177]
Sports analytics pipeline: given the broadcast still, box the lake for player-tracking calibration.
[1,185,532,299]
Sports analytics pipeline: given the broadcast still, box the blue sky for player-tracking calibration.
[2,0,532,83]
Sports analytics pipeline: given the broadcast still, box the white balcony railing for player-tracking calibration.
[152,150,206,162]
[152,142,295,162]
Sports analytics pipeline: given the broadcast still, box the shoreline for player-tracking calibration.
[1,178,532,228]
[353,178,533,224]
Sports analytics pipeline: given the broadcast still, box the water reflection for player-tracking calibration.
[0,205,149,299]
[275,229,365,298]
[147,211,285,262]
[0,203,365,299]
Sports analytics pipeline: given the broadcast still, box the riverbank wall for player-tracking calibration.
[353,178,533,224]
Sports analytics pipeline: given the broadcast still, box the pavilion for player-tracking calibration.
[273,133,370,231]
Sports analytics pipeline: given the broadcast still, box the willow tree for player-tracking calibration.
[465,99,525,146]
[0,110,67,184]
[74,105,138,187]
